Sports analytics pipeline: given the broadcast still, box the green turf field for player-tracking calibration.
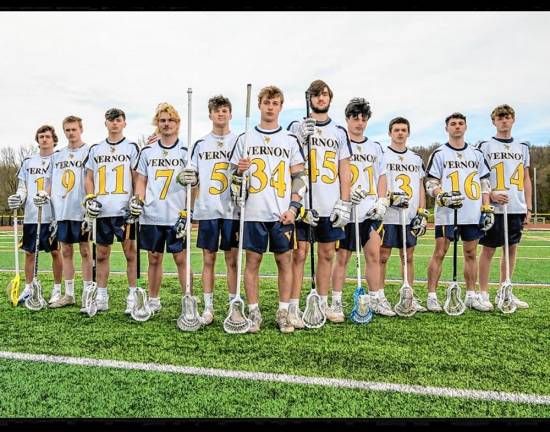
[0,229,549,418]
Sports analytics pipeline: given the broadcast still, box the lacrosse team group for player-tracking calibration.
[7,78,532,333]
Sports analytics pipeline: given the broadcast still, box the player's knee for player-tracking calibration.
[293,247,307,264]
[379,248,391,264]
[148,252,162,266]
[79,245,90,260]
[203,251,216,267]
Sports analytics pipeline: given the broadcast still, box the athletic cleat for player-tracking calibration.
[369,296,396,317]
[148,299,162,314]
[426,297,443,312]
[465,294,492,312]
[287,304,305,329]
[495,292,529,309]
[413,297,428,312]
[325,299,345,323]
[95,295,109,312]
[48,288,62,305]
[247,309,262,333]
[276,309,295,334]
[201,307,214,325]
[124,294,135,315]
[49,295,76,309]
[479,297,494,311]
[17,287,32,304]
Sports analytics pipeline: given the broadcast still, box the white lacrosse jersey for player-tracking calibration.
[84,137,140,218]
[48,143,90,222]
[348,138,386,223]
[382,146,426,225]
[134,139,188,226]
[426,143,490,226]
[287,118,352,217]
[229,125,305,222]
[477,137,530,214]
[191,131,239,220]
[17,153,54,224]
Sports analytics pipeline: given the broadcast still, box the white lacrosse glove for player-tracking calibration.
[330,199,352,228]
[48,221,58,242]
[176,166,199,187]
[436,191,465,209]
[8,194,23,210]
[230,173,249,207]
[479,204,495,232]
[173,210,191,240]
[410,208,429,237]
[365,197,389,221]
[296,207,320,227]
[81,216,93,233]
[297,118,316,143]
[350,185,368,205]
[33,190,50,207]
[83,194,102,219]
[388,191,410,208]
[128,196,145,217]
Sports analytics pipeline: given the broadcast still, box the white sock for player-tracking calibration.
[368,290,377,297]
[228,293,236,301]
[129,287,137,296]
[53,283,62,293]
[320,295,328,305]
[279,302,289,311]
[83,280,92,290]
[289,298,300,307]
[150,296,160,305]
[65,279,74,297]
[466,290,475,297]
[97,287,108,298]
[480,291,489,301]
[248,303,259,312]
[332,292,342,304]
[379,288,386,298]
[25,283,32,292]
[204,292,213,308]
[428,292,438,300]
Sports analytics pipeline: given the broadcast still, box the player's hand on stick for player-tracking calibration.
[490,190,509,205]
[176,167,199,187]
[365,197,389,221]
[173,210,191,240]
[8,194,23,209]
[129,196,144,217]
[330,199,352,228]
[81,216,93,233]
[350,185,368,205]
[297,118,316,143]
[48,221,58,242]
[410,208,429,237]
[479,204,495,232]
[436,191,465,209]
[83,194,102,219]
[33,190,50,207]
[388,191,409,208]
[230,173,249,207]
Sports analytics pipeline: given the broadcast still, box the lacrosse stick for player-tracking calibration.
[302,90,326,329]
[443,193,466,316]
[394,206,416,317]
[223,83,252,334]
[25,205,47,311]
[6,210,20,306]
[131,217,152,321]
[177,87,202,332]
[349,206,373,324]
[496,201,517,314]
[81,217,98,317]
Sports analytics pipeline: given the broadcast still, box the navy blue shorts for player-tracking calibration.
[95,216,135,246]
[243,221,294,254]
[57,220,91,244]
[295,217,346,243]
[139,224,185,254]
[435,224,483,242]
[382,223,418,249]
[197,219,239,252]
[21,223,59,253]
[479,213,525,248]
[338,219,382,251]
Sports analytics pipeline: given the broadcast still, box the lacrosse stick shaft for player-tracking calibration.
[136,219,140,281]
[92,219,96,283]
[401,207,408,284]
[503,202,510,283]
[354,207,361,287]
[305,91,317,292]
[185,87,193,295]
[452,206,458,282]
[13,209,19,275]
[34,206,42,279]
[235,83,252,299]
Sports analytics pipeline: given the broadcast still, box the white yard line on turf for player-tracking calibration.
[0,350,548,405]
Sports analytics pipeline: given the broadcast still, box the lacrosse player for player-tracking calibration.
[425,112,494,312]
[8,125,63,304]
[229,85,306,333]
[286,79,352,327]
[379,117,429,313]
[133,103,192,314]
[176,95,239,325]
[47,116,92,308]
[82,108,139,313]
[477,104,531,309]
[331,98,397,319]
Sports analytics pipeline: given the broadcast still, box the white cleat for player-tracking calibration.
[324,299,345,323]
[124,294,135,315]
[48,288,62,305]
[247,309,262,333]
[287,304,305,329]
[148,299,162,314]
[495,292,529,309]
[49,295,76,309]
[95,295,109,312]
[369,296,396,317]
[17,287,32,304]
[276,308,295,334]
[465,294,492,312]
[413,297,428,312]
[201,307,214,325]
[426,297,443,313]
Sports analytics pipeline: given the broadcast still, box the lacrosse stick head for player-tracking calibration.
[223,296,251,334]
[497,282,517,314]
[84,282,98,318]
[24,278,47,311]
[443,282,466,316]
[131,287,152,322]
[349,286,374,324]
[177,294,202,332]
[394,284,417,318]
[303,290,326,329]
[6,275,20,307]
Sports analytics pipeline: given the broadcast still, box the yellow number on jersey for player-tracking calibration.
[249,158,268,194]
[155,169,174,200]
[350,164,360,186]
[209,162,229,195]
[364,165,376,195]
[493,161,524,191]
[395,173,413,198]
[61,169,75,195]
[446,170,480,200]
[34,177,45,192]
[309,149,337,184]
[97,164,128,195]
[248,158,287,197]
